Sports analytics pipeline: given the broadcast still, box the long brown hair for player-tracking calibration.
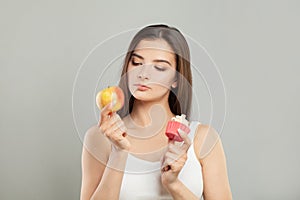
[117,24,193,120]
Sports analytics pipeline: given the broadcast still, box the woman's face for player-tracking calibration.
[127,39,178,102]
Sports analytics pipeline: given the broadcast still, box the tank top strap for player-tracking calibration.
[188,121,201,141]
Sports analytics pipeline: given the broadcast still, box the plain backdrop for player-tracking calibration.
[1,0,299,199]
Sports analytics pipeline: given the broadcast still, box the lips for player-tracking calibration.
[134,84,150,91]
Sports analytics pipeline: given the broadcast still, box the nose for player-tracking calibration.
[137,64,151,80]
[138,73,149,80]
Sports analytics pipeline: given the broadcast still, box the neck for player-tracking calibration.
[130,97,175,127]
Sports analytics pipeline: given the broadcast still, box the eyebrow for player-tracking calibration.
[132,53,172,67]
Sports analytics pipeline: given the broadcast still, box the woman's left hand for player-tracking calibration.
[161,128,192,187]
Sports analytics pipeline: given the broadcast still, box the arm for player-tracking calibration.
[80,125,110,200]
[162,129,201,200]
[80,125,128,200]
[80,146,106,200]
[90,149,128,200]
[165,179,200,200]
[197,125,232,200]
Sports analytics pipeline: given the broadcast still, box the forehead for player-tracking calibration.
[133,39,176,62]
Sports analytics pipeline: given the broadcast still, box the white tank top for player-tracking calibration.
[119,121,203,200]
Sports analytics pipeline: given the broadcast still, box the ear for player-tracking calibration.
[171,80,178,89]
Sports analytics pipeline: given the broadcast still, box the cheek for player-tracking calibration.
[126,66,139,81]
[126,68,143,95]
[151,85,170,95]
[127,69,136,82]
[150,71,176,88]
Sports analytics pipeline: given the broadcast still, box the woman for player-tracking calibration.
[81,24,232,200]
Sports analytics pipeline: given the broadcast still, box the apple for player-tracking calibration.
[96,86,125,112]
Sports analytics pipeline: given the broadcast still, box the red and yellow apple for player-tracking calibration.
[96,86,125,112]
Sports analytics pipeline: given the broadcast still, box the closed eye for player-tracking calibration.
[131,60,142,66]
[154,66,166,71]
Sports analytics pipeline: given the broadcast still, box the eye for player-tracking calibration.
[154,66,166,71]
[131,60,142,66]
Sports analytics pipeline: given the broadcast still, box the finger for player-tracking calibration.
[162,158,175,169]
[170,164,181,173]
[110,131,130,150]
[178,129,192,150]
[162,153,187,172]
[162,152,179,170]
[112,122,127,133]
[169,161,183,172]
[110,126,127,139]
[110,115,127,134]
[102,126,112,137]
[162,165,171,172]
[174,141,184,147]
[99,103,114,125]
[103,118,127,140]
[107,113,121,126]
[177,153,188,163]
[168,143,184,155]
[161,154,170,169]
[104,123,123,138]
[99,113,119,133]
[109,113,122,127]
[110,130,123,141]
[168,138,175,144]
[165,151,181,161]
[169,155,187,172]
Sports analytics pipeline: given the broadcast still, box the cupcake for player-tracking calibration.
[165,114,190,142]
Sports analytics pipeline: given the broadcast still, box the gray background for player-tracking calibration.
[1,0,299,199]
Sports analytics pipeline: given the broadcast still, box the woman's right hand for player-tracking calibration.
[98,103,131,151]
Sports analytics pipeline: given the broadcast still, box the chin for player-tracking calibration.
[132,93,152,101]
[133,93,168,103]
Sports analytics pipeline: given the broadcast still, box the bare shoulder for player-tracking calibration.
[193,123,222,164]
[81,125,112,199]
[193,123,232,199]
[83,125,112,163]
